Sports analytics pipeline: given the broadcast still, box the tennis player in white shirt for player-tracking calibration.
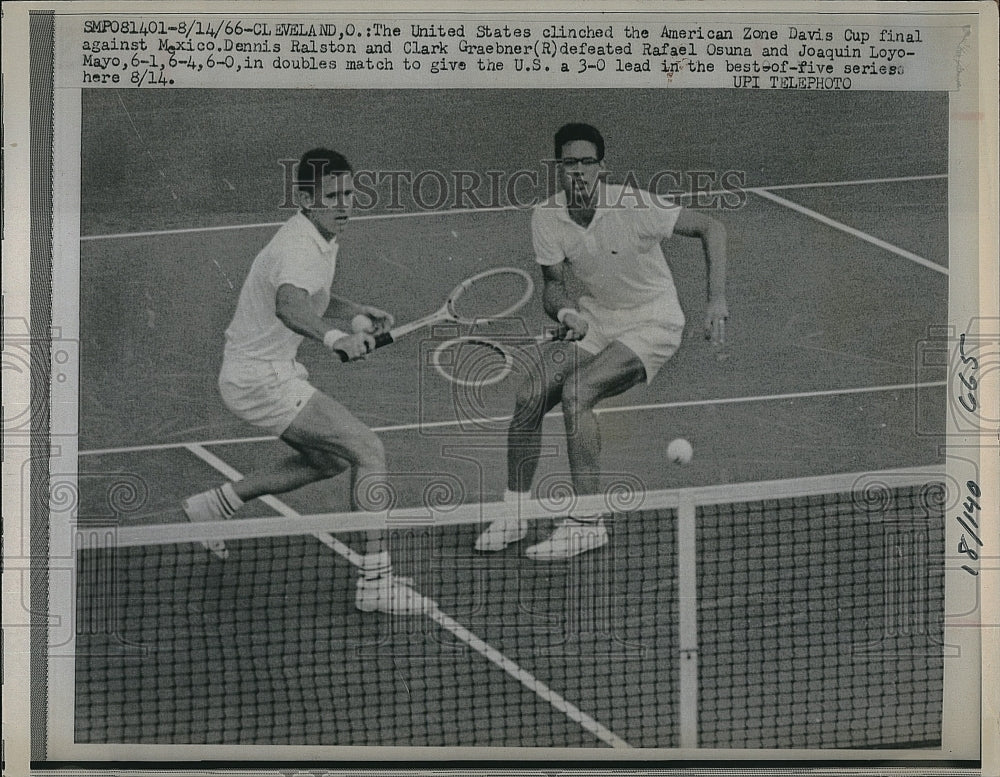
[477,123,729,560]
[182,148,429,614]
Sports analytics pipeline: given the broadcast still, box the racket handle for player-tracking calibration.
[336,330,396,362]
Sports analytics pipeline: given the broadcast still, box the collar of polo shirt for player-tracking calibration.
[295,211,339,251]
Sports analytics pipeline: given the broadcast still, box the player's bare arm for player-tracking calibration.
[673,208,729,342]
[275,283,374,360]
[541,262,588,340]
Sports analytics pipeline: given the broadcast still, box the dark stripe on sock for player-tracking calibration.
[218,488,238,515]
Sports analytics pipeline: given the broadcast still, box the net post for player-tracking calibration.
[677,492,699,749]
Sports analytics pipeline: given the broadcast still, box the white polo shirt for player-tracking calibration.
[224,212,338,363]
[532,183,684,325]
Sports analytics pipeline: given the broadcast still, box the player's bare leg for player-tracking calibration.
[183,434,349,559]
[182,394,357,552]
[232,452,348,502]
[280,391,430,613]
[526,342,645,561]
[475,341,583,552]
[478,341,592,551]
[561,342,646,496]
[506,340,585,492]
[186,391,429,613]
[280,391,390,555]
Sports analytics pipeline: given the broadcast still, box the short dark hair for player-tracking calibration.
[554,123,605,161]
[295,148,353,193]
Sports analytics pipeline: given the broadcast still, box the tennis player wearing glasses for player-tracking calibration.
[182,148,429,614]
[476,123,729,560]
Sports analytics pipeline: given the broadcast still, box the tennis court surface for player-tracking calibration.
[71,90,949,750]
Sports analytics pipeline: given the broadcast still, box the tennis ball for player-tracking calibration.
[667,438,693,465]
[351,314,375,333]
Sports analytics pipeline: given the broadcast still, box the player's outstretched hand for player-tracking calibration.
[357,305,394,335]
[331,332,376,361]
[560,310,589,341]
[704,296,729,344]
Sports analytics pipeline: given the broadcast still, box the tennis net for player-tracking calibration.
[74,467,945,750]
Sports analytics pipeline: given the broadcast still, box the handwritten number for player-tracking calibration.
[960,372,978,391]
[958,535,979,561]
[957,334,979,413]
[959,333,978,368]
[957,479,984,575]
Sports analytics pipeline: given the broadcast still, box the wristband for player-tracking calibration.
[323,328,349,350]
[556,307,578,325]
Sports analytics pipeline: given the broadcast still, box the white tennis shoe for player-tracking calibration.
[474,515,528,552]
[355,574,435,615]
[525,517,608,561]
[182,491,229,560]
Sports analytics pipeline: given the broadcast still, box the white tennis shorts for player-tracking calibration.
[218,356,317,436]
[575,295,684,382]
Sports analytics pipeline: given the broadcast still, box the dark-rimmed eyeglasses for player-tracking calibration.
[558,157,601,168]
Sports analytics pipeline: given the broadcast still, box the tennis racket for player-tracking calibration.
[430,327,567,387]
[335,266,535,362]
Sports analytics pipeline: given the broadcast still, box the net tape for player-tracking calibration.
[77,466,943,550]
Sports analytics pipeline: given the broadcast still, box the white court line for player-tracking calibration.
[79,173,946,242]
[756,173,946,191]
[183,443,631,748]
[79,380,946,457]
[749,188,948,276]
[426,608,631,748]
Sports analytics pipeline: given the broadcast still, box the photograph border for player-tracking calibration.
[2,1,997,775]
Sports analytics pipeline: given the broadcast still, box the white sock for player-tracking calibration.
[362,551,391,581]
